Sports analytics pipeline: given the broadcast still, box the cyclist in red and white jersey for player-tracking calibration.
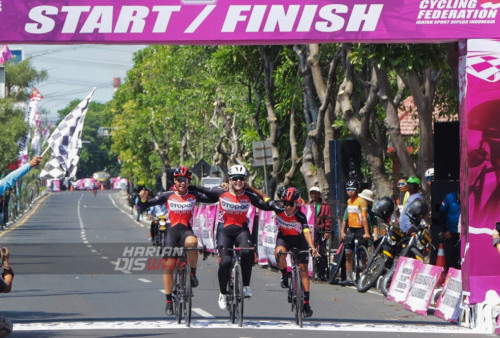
[199,164,273,310]
[139,166,218,316]
[254,186,318,317]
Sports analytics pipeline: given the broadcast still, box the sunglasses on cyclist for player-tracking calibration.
[346,188,357,192]
[230,176,246,182]
[175,177,190,183]
[425,176,434,182]
[283,201,296,207]
[397,182,407,187]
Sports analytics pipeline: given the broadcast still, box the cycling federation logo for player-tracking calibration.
[416,0,499,25]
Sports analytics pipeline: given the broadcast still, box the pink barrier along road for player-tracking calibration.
[435,268,463,323]
[2,0,500,44]
[461,39,500,305]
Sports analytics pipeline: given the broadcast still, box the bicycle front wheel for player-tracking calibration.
[173,267,183,324]
[293,266,303,328]
[185,262,192,327]
[234,263,244,327]
[354,245,369,284]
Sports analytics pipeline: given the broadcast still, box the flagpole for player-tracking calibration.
[41,146,50,157]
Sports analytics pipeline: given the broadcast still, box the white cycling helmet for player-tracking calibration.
[228,164,248,177]
[425,168,434,178]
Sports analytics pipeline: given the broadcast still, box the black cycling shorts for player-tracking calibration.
[163,223,195,258]
[344,227,368,251]
[275,233,309,263]
[218,225,252,257]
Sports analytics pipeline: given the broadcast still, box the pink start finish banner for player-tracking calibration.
[461,38,500,304]
[3,0,500,44]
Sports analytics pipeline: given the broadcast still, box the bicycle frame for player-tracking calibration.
[172,247,207,327]
[279,248,310,328]
[225,246,254,327]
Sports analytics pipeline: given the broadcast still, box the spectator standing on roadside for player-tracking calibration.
[398,176,423,233]
[397,177,410,207]
[358,189,378,240]
[339,180,371,286]
[440,190,461,269]
[308,186,332,281]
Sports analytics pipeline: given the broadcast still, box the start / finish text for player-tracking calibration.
[24,4,384,35]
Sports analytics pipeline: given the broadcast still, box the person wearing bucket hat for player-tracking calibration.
[358,189,378,239]
[398,176,423,233]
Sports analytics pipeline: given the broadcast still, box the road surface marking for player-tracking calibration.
[138,278,152,283]
[12,320,485,334]
[192,308,215,318]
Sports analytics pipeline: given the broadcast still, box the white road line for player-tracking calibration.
[86,245,92,248]
[192,308,215,319]
[159,289,166,294]
[138,278,152,283]
[101,256,109,260]
[12,320,485,334]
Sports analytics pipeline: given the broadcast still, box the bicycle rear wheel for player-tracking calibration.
[185,262,192,327]
[234,263,244,327]
[293,266,303,328]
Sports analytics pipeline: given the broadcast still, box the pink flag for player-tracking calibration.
[0,44,12,65]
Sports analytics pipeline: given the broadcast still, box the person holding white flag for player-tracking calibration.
[40,88,95,180]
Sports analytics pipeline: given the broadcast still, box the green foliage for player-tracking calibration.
[4,59,47,101]
[0,99,28,171]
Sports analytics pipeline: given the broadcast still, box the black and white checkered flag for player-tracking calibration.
[40,88,95,179]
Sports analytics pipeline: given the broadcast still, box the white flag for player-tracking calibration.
[40,88,95,179]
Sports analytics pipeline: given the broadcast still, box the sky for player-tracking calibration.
[9,44,147,123]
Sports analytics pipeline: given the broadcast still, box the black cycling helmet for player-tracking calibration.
[276,186,288,199]
[371,197,395,221]
[281,187,301,202]
[173,166,192,179]
[345,179,360,189]
[405,199,429,226]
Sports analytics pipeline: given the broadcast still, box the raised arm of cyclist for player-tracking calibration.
[139,166,219,317]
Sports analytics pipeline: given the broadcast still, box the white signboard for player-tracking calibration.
[252,141,273,166]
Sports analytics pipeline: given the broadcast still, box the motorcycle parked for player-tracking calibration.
[356,197,404,293]
[379,199,431,296]
[151,215,168,246]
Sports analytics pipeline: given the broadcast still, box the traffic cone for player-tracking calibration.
[436,243,446,286]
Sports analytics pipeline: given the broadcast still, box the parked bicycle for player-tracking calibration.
[172,247,208,327]
[278,247,311,327]
[225,246,254,327]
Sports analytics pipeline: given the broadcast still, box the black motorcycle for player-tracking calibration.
[356,198,405,293]
[379,202,432,296]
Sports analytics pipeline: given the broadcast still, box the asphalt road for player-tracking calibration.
[0,191,489,337]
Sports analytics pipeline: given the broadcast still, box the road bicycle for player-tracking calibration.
[279,247,311,328]
[172,247,207,327]
[225,246,254,327]
[350,234,369,284]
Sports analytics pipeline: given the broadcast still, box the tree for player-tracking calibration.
[4,59,47,101]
